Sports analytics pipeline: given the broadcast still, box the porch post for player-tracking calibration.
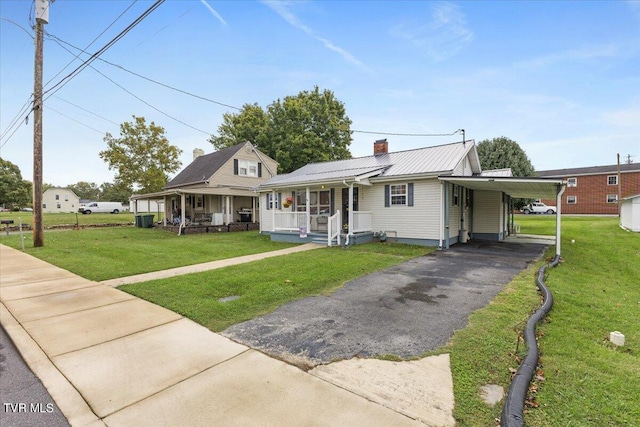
[444,182,450,249]
[180,194,186,227]
[348,184,354,237]
[306,187,311,233]
[163,195,167,226]
[271,190,275,231]
[439,181,444,249]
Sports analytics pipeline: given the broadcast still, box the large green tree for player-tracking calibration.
[67,181,99,200]
[100,116,182,194]
[209,86,352,173]
[0,158,31,209]
[476,136,536,177]
[100,180,133,203]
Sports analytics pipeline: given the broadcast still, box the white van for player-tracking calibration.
[78,202,123,214]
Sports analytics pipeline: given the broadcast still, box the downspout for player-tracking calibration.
[439,181,444,249]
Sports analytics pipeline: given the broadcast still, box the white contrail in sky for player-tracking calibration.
[200,0,227,26]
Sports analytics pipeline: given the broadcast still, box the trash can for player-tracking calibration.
[134,215,142,228]
[140,214,155,228]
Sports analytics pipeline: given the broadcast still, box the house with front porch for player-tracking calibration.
[258,139,566,248]
[130,142,278,232]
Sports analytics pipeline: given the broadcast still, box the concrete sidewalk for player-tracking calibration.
[0,244,455,426]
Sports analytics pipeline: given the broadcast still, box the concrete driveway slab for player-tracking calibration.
[104,349,423,427]
[3,286,136,322]
[310,354,455,426]
[0,276,98,301]
[23,298,183,356]
[52,318,248,418]
[224,240,547,364]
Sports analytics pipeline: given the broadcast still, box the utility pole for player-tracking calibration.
[33,0,49,247]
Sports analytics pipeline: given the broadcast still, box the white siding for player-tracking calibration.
[42,189,80,213]
[360,179,442,240]
[473,190,502,233]
[620,196,640,232]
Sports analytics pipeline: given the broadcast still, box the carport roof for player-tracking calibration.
[440,176,565,199]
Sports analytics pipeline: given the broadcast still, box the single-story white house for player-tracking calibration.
[258,139,566,254]
[620,194,640,232]
[42,188,80,213]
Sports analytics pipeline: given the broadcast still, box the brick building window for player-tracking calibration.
[606,194,618,203]
[567,177,577,187]
[607,175,618,185]
[567,196,577,204]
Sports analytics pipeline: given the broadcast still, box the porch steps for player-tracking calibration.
[311,237,340,246]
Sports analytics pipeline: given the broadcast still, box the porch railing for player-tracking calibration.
[352,211,373,233]
[274,212,307,231]
[328,210,341,247]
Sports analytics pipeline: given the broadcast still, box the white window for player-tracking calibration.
[567,196,577,204]
[567,177,577,187]
[296,191,330,214]
[606,194,618,203]
[65,195,69,201]
[607,175,618,185]
[56,203,61,209]
[267,193,279,209]
[238,159,258,177]
[55,194,60,200]
[391,184,407,206]
[453,185,459,206]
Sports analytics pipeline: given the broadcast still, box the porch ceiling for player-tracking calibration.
[440,176,565,199]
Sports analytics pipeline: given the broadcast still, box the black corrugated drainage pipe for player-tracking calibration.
[500,254,560,427]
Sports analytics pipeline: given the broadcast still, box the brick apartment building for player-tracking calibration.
[537,163,640,214]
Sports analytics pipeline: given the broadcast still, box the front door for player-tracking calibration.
[341,187,358,230]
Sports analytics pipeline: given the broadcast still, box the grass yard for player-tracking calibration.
[0,228,296,281]
[121,243,431,331]
[0,211,143,227]
[436,216,640,426]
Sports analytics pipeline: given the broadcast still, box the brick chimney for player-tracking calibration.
[193,148,205,160]
[374,139,388,155]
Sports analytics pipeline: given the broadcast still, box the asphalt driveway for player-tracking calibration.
[223,240,548,366]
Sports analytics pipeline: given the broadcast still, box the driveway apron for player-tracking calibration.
[223,240,548,365]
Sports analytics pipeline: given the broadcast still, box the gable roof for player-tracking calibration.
[260,141,480,188]
[166,142,247,189]
[537,163,640,178]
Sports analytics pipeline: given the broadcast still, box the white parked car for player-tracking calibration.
[78,202,123,214]
[522,202,557,215]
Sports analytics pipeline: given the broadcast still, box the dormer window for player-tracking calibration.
[234,159,261,177]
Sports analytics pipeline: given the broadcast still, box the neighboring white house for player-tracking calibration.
[620,194,640,232]
[42,188,80,213]
[258,139,566,249]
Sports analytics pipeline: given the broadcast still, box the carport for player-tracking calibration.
[439,176,566,256]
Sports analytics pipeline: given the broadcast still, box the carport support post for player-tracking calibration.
[556,184,565,257]
[444,182,450,249]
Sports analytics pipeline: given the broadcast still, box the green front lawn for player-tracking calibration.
[0,228,297,281]
[121,243,432,331]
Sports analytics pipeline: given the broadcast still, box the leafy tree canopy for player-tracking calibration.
[67,181,99,200]
[476,136,536,177]
[100,116,182,194]
[100,180,133,204]
[0,157,31,208]
[209,86,352,173]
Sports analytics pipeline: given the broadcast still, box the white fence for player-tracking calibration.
[352,211,372,233]
[274,212,308,231]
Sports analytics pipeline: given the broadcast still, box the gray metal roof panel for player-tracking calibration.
[537,163,640,177]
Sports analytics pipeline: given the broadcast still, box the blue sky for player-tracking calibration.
[1,0,639,186]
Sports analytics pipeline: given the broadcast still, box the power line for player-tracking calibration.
[352,129,464,137]
[51,95,119,125]
[45,33,241,111]
[47,106,105,134]
[42,0,165,99]
[43,0,138,89]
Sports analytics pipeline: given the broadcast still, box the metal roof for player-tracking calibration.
[260,141,479,188]
[480,168,513,177]
[441,176,565,199]
[537,163,640,177]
